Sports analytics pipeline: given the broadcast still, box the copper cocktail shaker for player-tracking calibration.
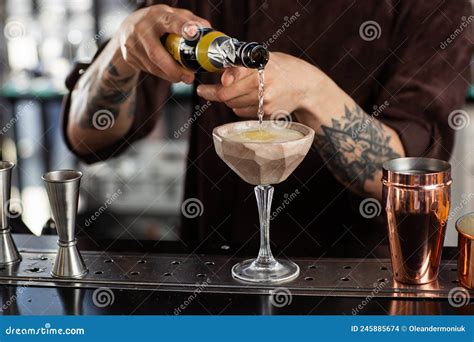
[382,157,451,284]
[456,213,474,289]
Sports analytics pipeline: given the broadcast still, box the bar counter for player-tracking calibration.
[0,231,472,316]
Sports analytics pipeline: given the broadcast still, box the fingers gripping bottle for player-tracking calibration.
[164,28,269,72]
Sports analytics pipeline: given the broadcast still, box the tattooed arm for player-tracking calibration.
[67,5,210,155]
[293,70,405,200]
[307,102,403,199]
[68,39,139,154]
[198,52,405,199]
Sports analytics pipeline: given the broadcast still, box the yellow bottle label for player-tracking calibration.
[196,31,227,72]
[165,30,229,72]
[165,34,184,67]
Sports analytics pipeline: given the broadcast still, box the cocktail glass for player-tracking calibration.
[213,120,315,283]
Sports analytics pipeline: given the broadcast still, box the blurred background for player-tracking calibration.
[0,0,194,246]
[0,0,473,247]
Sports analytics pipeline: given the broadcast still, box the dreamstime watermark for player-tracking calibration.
[352,100,390,139]
[181,198,204,219]
[92,287,115,308]
[269,109,293,130]
[440,15,474,50]
[82,31,106,56]
[84,189,122,227]
[270,189,300,220]
[269,287,292,308]
[0,280,32,312]
[174,278,211,315]
[3,198,23,219]
[359,198,381,219]
[174,101,212,138]
[82,10,127,56]
[445,192,474,226]
[448,287,470,308]
[92,109,115,130]
[262,11,301,49]
[1,101,34,136]
[359,21,381,41]
[448,110,470,130]
[5,323,85,336]
[3,20,26,41]
[352,279,387,315]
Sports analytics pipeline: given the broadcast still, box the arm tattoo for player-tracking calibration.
[77,61,137,129]
[314,104,400,191]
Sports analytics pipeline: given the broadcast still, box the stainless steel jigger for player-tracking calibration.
[0,161,21,265]
[42,170,88,278]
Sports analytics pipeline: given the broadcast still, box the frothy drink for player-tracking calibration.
[227,127,304,143]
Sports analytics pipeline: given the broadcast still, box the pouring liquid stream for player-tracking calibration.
[257,68,265,128]
[234,66,305,142]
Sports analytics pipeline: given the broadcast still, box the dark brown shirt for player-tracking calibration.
[63,1,472,256]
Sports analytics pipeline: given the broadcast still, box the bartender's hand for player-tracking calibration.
[196,52,322,118]
[68,5,210,155]
[115,5,210,83]
[197,52,405,200]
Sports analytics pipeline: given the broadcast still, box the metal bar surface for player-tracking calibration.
[0,251,464,299]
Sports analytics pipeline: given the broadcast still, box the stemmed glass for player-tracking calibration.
[213,120,314,283]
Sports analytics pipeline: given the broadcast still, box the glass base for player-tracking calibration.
[232,258,300,284]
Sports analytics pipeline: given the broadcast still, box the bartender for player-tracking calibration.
[62,1,471,256]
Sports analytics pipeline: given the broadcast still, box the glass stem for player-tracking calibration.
[254,184,275,266]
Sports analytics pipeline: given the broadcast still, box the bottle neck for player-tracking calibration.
[234,41,269,69]
[164,28,269,72]
[208,37,269,69]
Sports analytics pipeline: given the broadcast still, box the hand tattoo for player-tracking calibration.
[314,104,401,191]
